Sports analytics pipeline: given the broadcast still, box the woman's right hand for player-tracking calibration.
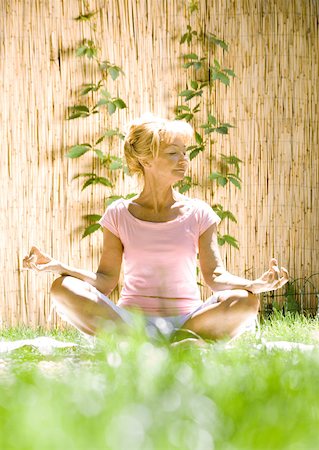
[22,246,63,274]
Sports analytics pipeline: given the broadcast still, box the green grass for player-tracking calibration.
[1,312,319,450]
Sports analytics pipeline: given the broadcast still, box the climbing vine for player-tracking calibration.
[66,0,242,250]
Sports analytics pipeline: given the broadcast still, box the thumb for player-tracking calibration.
[29,245,41,257]
[30,262,51,272]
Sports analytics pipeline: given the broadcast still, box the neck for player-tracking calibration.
[136,179,180,212]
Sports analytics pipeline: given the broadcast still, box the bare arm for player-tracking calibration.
[199,224,289,294]
[23,228,123,296]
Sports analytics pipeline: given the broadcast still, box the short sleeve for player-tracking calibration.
[98,202,120,238]
[196,200,221,235]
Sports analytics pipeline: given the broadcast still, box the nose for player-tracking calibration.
[180,152,189,162]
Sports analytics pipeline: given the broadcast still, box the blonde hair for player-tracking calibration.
[123,113,194,179]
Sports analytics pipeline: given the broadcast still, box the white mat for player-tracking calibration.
[225,340,316,352]
[0,337,78,355]
[0,337,316,354]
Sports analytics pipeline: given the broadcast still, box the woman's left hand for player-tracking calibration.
[250,258,289,294]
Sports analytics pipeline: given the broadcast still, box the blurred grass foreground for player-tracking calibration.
[1,313,319,450]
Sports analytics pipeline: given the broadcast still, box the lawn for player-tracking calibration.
[1,312,319,450]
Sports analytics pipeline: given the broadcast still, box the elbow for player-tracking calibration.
[96,272,119,294]
[212,267,227,280]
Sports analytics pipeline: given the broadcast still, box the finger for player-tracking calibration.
[281,267,289,279]
[30,262,48,272]
[268,270,275,282]
[25,256,36,265]
[272,265,281,280]
[29,262,41,272]
[273,276,289,290]
[261,269,272,281]
[29,246,41,258]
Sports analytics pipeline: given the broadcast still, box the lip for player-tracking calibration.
[175,167,187,171]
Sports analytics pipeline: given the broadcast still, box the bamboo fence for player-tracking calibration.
[0,0,318,327]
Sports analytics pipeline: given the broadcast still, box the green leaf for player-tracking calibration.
[82,178,96,190]
[108,66,120,80]
[179,89,194,97]
[95,135,106,145]
[223,211,237,223]
[72,105,90,112]
[176,113,193,121]
[105,196,122,206]
[84,214,102,222]
[76,46,87,57]
[223,234,239,249]
[104,129,119,137]
[66,145,90,158]
[212,205,237,223]
[109,157,123,170]
[227,172,242,181]
[180,33,188,44]
[101,89,111,99]
[223,68,236,77]
[176,105,190,112]
[182,62,193,69]
[215,126,229,134]
[82,223,101,238]
[228,176,241,189]
[218,176,228,187]
[72,172,96,180]
[190,149,201,160]
[107,102,116,115]
[184,53,198,60]
[113,98,127,109]
[75,12,97,21]
[209,172,228,186]
[220,154,243,164]
[190,80,198,90]
[216,72,230,86]
[80,85,94,95]
[195,131,203,144]
[93,149,106,161]
[179,183,191,193]
[96,177,113,187]
[86,47,97,59]
[214,59,221,70]
[220,122,235,129]
[207,33,229,51]
[217,235,225,246]
[96,99,109,107]
[67,112,84,120]
[208,172,220,180]
[208,114,217,125]
[204,127,215,135]
[194,62,202,70]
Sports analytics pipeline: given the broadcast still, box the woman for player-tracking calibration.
[23,114,289,344]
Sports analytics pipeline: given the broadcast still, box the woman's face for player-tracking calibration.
[145,134,190,180]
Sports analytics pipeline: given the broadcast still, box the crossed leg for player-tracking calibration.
[50,277,259,344]
[179,289,260,342]
[50,276,129,336]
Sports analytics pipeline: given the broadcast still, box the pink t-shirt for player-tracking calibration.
[98,197,221,316]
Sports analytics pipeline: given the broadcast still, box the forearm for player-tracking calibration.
[58,262,116,296]
[207,270,254,293]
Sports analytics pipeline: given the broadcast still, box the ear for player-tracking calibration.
[141,160,151,168]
